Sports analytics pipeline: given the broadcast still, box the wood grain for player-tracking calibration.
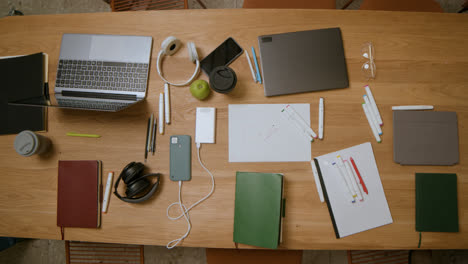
[0,9,467,249]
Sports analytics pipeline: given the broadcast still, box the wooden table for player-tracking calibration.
[0,9,467,250]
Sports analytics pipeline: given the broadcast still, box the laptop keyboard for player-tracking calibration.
[55,60,149,92]
[56,98,131,111]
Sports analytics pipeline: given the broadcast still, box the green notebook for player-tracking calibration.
[416,173,458,232]
[233,172,285,249]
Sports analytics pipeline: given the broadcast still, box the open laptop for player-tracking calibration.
[258,28,349,97]
[11,34,152,112]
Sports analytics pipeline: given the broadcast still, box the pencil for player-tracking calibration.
[148,114,154,153]
[144,117,150,162]
[350,157,368,194]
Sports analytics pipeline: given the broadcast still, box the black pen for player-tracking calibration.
[152,118,157,155]
[144,117,150,162]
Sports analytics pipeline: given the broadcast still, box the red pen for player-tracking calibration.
[350,157,368,194]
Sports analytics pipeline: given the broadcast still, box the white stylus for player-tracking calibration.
[319,98,324,140]
[245,50,257,83]
[102,172,114,213]
[164,83,170,124]
[392,105,434,111]
[159,93,164,134]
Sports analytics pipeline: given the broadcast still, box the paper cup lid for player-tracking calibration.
[14,131,37,156]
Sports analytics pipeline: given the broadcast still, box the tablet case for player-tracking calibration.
[0,53,48,135]
[393,111,459,165]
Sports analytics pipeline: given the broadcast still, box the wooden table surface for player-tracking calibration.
[0,9,467,250]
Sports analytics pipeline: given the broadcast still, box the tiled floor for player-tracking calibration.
[0,0,466,263]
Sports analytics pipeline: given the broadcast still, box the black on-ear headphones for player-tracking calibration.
[114,162,161,204]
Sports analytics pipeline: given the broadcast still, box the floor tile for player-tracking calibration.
[302,250,330,264]
[144,245,206,264]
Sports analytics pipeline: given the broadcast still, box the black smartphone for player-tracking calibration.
[200,37,243,76]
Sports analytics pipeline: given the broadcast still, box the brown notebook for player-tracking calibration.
[57,160,102,228]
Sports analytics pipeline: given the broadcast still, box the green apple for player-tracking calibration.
[190,80,210,100]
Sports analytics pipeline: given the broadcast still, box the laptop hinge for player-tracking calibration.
[62,91,137,101]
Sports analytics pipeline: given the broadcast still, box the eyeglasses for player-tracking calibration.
[361,42,376,80]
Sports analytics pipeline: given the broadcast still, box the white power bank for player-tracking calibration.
[195,107,216,144]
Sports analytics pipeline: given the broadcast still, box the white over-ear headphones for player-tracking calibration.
[156,36,200,87]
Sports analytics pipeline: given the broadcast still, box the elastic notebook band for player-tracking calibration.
[61,227,65,240]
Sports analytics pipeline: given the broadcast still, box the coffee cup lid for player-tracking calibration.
[209,66,237,94]
[14,130,37,156]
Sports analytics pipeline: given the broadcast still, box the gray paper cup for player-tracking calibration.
[14,130,51,157]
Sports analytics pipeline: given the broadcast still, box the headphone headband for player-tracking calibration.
[156,36,200,87]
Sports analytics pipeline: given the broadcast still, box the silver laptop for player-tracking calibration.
[258,28,348,97]
[12,34,153,112]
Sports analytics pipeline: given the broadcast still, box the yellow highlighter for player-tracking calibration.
[66,132,101,138]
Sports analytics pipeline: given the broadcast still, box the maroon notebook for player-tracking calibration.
[57,160,102,228]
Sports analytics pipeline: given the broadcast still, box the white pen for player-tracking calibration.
[364,95,382,135]
[365,85,383,126]
[164,83,170,124]
[392,105,434,111]
[159,93,164,134]
[335,156,357,203]
[284,105,318,139]
[102,172,114,213]
[310,161,324,203]
[319,98,324,140]
[344,160,363,202]
[245,50,257,83]
[362,103,381,143]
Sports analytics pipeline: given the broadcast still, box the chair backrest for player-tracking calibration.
[359,0,443,12]
[65,241,144,264]
[111,0,187,11]
[243,0,336,9]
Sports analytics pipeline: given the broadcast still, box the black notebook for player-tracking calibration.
[0,53,48,135]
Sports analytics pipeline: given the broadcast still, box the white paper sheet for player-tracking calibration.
[228,104,312,162]
[315,142,393,238]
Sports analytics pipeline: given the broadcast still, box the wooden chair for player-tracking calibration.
[343,0,443,12]
[65,241,144,264]
[242,0,336,9]
[109,0,207,11]
[348,250,410,264]
[206,248,302,264]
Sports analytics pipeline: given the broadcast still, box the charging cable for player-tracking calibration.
[166,142,215,249]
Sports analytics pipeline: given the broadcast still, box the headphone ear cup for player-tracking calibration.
[187,42,198,63]
[122,162,145,184]
[126,178,150,198]
[161,36,181,56]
